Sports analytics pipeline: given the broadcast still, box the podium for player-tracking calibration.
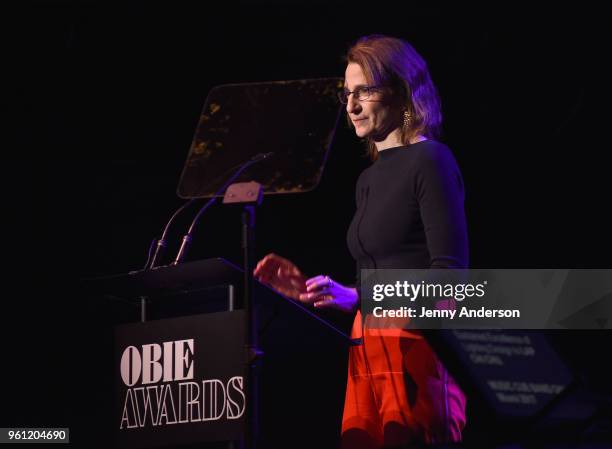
[84,258,353,449]
[81,77,351,449]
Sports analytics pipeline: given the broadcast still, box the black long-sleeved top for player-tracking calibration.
[347,140,469,287]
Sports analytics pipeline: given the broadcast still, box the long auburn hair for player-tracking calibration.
[345,35,443,161]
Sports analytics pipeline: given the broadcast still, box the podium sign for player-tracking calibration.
[114,311,246,448]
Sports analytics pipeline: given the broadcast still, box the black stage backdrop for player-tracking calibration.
[6,2,612,448]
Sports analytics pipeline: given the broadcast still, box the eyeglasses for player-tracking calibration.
[337,85,382,104]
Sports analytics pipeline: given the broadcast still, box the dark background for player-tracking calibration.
[6,1,612,448]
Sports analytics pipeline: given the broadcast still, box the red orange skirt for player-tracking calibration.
[341,311,466,448]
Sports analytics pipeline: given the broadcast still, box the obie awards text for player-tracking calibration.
[119,339,245,430]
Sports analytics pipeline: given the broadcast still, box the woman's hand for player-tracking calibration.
[253,253,359,314]
[253,253,308,301]
[299,275,359,314]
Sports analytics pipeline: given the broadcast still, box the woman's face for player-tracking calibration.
[344,63,402,140]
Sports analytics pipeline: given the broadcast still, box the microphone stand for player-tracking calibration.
[173,152,273,266]
[137,152,272,324]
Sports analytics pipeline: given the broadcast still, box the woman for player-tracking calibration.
[254,35,468,448]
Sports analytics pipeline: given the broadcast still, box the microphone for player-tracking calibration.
[172,152,274,265]
[143,152,274,270]
[145,198,198,269]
